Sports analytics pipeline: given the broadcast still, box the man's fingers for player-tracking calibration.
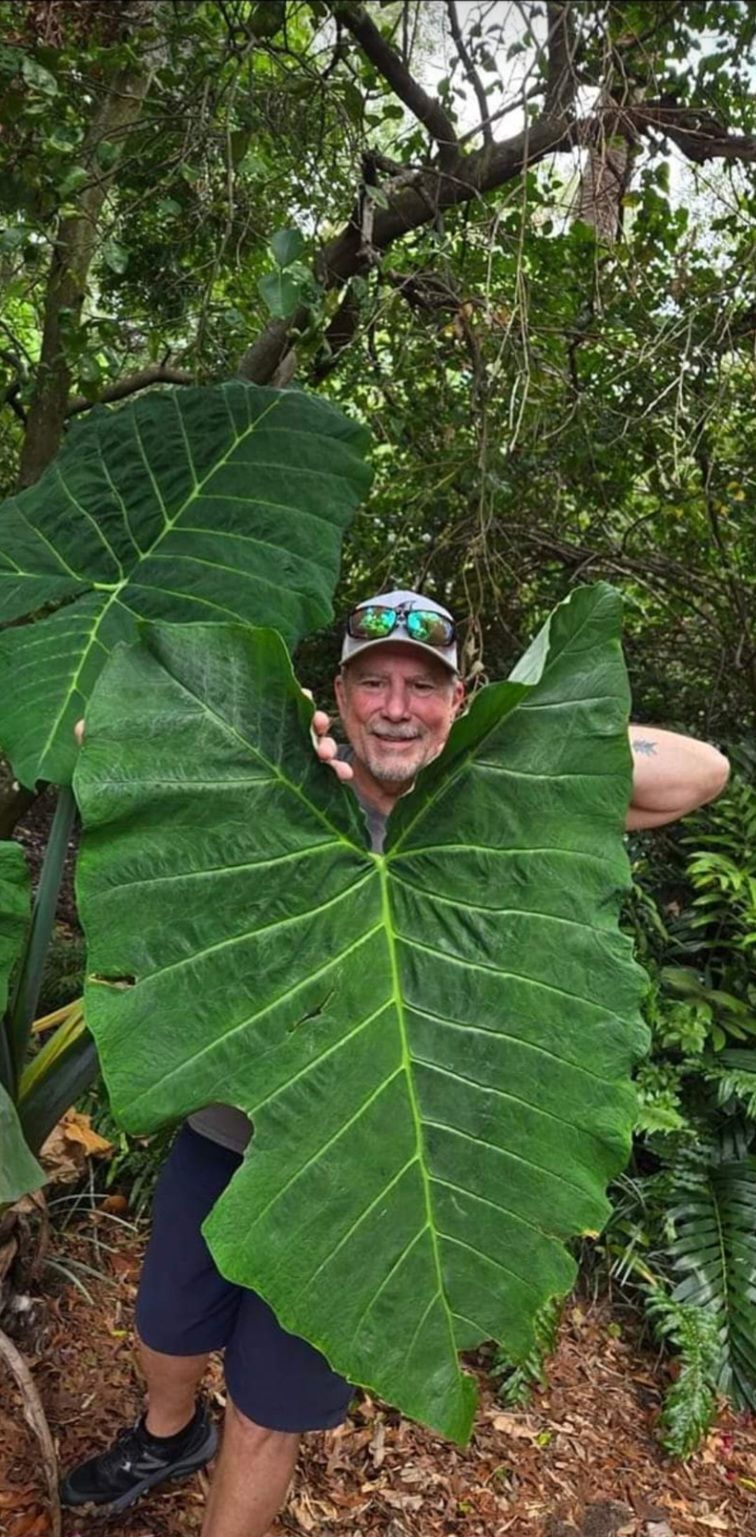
[302,693,348,779]
[74,718,85,745]
[315,734,338,761]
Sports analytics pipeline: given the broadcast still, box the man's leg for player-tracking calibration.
[201,1398,299,1537]
[138,1336,210,1436]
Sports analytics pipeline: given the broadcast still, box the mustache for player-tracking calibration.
[369,727,425,741]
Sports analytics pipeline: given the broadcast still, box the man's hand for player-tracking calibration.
[74,718,85,745]
[304,690,354,782]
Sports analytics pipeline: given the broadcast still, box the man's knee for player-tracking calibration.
[224,1394,301,1453]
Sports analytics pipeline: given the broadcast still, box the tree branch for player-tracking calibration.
[66,365,195,417]
[446,0,492,148]
[237,107,574,384]
[628,102,756,163]
[544,2,577,118]
[335,1,458,167]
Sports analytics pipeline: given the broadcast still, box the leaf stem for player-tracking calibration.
[7,785,77,1085]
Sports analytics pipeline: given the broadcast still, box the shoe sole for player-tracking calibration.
[60,1426,218,1514]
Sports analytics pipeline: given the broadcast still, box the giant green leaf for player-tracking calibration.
[0,842,44,1202]
[75,582,649,1442]
[0,382,371,789]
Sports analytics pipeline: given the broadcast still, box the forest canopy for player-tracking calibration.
[0,0,753,744]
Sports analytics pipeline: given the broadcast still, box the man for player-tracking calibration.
[61,589,730,1532]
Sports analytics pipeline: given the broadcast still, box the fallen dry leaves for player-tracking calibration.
[0,1210,755,1537]
[38,1112,113,1186]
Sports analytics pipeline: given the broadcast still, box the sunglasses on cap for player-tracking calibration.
[346,601,456,649]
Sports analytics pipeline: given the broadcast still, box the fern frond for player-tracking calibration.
[644,1287,720,1458]
[703,1049,756,1119]
[665,1152,756,1410]
[491,1297,561,1408]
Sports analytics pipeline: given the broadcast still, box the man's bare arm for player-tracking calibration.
[626,726,730,831]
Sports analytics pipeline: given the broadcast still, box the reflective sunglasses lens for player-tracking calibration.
[349,605,397,639]
[406,610,454,646]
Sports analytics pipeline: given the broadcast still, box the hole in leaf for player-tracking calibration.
[89,973,136,989]
[288,990,333,1032]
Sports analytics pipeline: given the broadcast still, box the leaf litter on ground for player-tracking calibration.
[0,1213,755,1537]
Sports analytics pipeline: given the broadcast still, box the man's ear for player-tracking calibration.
[334,669,346,714]
[452,678,465,716]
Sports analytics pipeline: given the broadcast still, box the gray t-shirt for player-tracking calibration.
[187,779,387,1153]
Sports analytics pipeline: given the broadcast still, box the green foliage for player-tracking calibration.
[597,758,756,1452]
[664,1146,756,1410]
[0,381,371,787]
[644,1287,720,1459]
[37,928,86,1015]
[0,378,371,1211]
[0,840,44,1200]
[74,584,648,1442]
[490,1297,561,1409]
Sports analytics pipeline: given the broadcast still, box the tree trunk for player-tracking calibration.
[17,1,160,489]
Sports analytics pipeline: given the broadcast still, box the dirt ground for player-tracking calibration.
[1,1205,755,1537]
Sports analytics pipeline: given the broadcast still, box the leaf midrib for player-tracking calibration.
[377,857,459,1367]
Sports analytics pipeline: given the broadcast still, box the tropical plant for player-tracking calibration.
[0,380,371,788]
[644,1285,721,1460]
[662,1143,756,1411]
[73,582,648,1441]
[0,841,42,1203]
[0,379,371,1217]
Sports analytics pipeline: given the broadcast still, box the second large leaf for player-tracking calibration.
[75,583,649,1443]
[0,382,371,787]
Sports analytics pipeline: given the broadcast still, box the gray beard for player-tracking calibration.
[362,735,428,784]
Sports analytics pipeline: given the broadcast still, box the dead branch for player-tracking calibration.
[0,1325,61,1537]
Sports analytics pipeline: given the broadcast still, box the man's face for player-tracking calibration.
[334,643,465,788]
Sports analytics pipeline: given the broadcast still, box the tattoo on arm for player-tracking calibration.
[631,739,658,756]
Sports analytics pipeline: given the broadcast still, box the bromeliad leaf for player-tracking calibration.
[75,582,649,1442]
[0,842,45,1201]
[0,382,371,788]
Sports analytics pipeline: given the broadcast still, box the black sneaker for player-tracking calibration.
[59,1399,218,1513]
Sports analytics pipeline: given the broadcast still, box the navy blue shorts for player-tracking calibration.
[135,1125,354,1432]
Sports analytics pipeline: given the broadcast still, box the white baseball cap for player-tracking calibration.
[340,589,458,673]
